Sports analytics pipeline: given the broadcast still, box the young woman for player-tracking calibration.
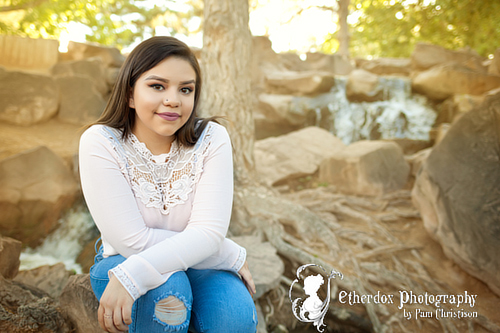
[79,36,257,333]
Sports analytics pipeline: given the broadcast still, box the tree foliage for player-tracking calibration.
[0,0,202,49]
[323,0,500,58]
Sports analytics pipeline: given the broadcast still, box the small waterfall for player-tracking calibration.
[328,76,437,145]
[20,204,98,274]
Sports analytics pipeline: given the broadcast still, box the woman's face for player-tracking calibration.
[129,56,196,154]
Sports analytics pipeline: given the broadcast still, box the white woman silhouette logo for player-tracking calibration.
[289,264,343,332]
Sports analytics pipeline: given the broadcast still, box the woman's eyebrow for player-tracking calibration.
[144,75,195,85]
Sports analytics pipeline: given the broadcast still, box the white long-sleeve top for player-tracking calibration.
[79,122,246,300]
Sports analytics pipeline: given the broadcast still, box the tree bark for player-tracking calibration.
[337,0,350,57]
[201,0,256,188]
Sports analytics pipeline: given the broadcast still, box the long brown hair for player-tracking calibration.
[94,36,216,146]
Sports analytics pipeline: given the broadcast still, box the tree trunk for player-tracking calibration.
[337,0,350,57]
[201,0,256,188]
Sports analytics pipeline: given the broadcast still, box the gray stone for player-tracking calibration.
[0,70,59,126]
[319,140,410,196]
[52,58,109,96]
[56,75,106,125]
[255,127,345,186]
[231,236,284,299]
[0,146,79,247]
[265,70,336,96]
[14,263,72,299]
[412,92,500,296]
[59,274,103,333]
[412,64,500,100]
[66,41,125,68]
[345,69,384,102]
[0,236,22,279]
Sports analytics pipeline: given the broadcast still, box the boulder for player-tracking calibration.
[59,274,103,333]
[255,94,315,139]
[0,146,79,247]
[265,70,335,96]
[14,263,72,299]
[0,35,59,74]
[360,57,411,76]
[0,69,59,126]
[412,64,500,100]
[255,127,345,186]
[0,275,72,332]
[436,94,486,125]
[231,236,284,299]
[52,58,109,96]
[345,69,384,102]
[386,138,431,156]
[56,75,107,125]
[305,52,354,75]
[0,236,22,279]
[412,93,500,296]
[411,43,486,72]
[405,148,432,178]
[488,48,500,76]
[65,41,124,68]
[319,140,410,196]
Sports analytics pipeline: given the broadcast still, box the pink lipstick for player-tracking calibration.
[157,112,180,121]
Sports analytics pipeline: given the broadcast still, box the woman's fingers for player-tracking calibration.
[238,261,256,295]
[113,308,129,332]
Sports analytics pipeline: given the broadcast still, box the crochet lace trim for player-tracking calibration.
[100,124,214,215]
[110,266,141,300]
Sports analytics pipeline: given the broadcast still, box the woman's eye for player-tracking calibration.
[150,84,164,91]
[180,87,194,94]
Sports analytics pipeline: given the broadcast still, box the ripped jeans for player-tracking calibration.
[90,247,257,332]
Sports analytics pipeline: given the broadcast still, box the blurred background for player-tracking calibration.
[1,1,500,332]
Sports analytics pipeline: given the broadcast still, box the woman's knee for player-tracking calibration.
[154,295,188,326]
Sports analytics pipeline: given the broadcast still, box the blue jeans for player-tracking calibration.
[90,246,257,332]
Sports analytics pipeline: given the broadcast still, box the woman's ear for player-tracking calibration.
[129,89,135,108]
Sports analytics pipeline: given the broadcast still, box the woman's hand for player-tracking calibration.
[97,274,134,332]
[238,260,256,295]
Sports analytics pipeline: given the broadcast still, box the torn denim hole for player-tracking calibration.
[153,293,192,331]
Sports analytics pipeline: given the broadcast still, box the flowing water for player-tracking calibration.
[327,76,437,145]
[20,204,98,273]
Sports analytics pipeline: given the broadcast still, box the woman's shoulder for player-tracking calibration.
[81,124,122,142]
[202,121,230,144]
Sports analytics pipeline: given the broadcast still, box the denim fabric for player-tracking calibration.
[89,246,257,332]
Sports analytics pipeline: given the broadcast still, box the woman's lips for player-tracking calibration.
[157,112,180,121]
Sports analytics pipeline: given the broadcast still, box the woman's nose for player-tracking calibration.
[163,95,180,107]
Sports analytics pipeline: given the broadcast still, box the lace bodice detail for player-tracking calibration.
[100,124,213,215]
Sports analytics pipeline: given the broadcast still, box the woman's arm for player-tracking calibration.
[80,124,242,300]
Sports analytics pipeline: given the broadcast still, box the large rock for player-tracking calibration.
[304,52,354,75]
[65,41,125,68]
[0,236,22,279]
[0,35,59,74]
[59,274,103,333]
[57,75,107,125]
[488,48,500,76]
[52,58,109,96]
[0,275,72,332]
[0,68,59,126]
[436,94,485,125]
[411,43,486,72]
[254,94,317,139]
[0,146,79,247]
[231,236,283,299]
[412,64,500,100]
[319,140,410,196]
[265,70,335,96]
[360,57,411,76]
[345,69,384,102]
[255,127,345,186]
[412,93,500,296]
[14,263,72,299]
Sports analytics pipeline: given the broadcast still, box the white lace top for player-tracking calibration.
[79,122,246,300]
